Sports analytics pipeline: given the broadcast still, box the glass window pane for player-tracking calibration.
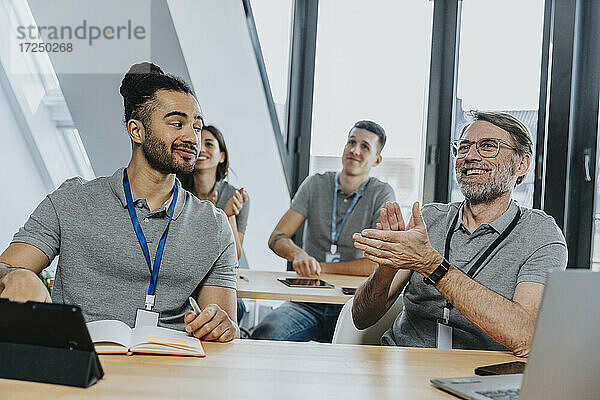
[250,0,293,135]
[449,0,545,207]
[592,125,600,271]
[310,0,433,215]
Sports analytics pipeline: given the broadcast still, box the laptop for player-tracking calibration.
[430,270,600,400]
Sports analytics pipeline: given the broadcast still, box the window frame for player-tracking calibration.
[244,0,600,269]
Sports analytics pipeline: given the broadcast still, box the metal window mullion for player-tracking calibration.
[286,0,318,197]
[533,0,554,210]
[422,0,460,204]
[542,0,576,229]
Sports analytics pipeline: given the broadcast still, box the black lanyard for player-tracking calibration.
[443,204,521,311]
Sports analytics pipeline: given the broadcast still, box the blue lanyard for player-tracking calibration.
[123,169,178,310]
[330,175,369,254]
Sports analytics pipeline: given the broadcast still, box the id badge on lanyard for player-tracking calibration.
[123,169,178,327]
[435,204,521,349]
[436,307,452,349]
[326,244,341,263]
[329,175,368,263]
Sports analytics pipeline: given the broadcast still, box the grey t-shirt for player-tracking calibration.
[291,171,395,263]
[382,200,568,350]
[213,180,250,234]
[12,167,238,330]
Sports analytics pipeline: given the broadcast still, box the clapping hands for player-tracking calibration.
[353,202,443,275]
[223,188,248,218]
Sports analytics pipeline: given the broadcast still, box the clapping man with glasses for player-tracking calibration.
[352,111,567,356]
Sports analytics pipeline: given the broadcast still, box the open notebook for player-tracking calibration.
[86,320,205,357]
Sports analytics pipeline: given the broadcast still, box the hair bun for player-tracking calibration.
[120,62,164,98]
[126,62,164,76]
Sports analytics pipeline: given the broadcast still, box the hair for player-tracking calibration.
[350,120,387,153]
[178,125,230,192]
[459,110,533,185]
[204,125,229,181]
[119,61,196,129]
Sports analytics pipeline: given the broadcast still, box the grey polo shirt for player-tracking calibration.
[214,180,250,234]
[382,200,568,350]
[291,171,395,263]
[12,167,238,330]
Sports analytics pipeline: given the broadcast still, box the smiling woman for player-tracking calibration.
[178,125,250,262]
[177,126,250,326]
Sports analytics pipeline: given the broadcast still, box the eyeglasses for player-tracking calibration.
[451,138,516,159]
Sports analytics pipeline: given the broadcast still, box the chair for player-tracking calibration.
[332,295,403,345]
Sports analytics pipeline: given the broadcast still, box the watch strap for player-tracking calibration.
[423,258,451,285]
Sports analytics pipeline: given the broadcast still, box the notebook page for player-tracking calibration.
[130,325,204,354]
[87,320,132,349]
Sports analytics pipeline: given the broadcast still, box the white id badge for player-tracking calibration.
[436,321,453,349]
[325,252,341,263]
[135,308,159,327]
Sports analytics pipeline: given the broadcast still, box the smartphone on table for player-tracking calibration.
[474,361,526,376]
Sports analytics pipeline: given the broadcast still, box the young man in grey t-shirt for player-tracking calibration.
[352,111,567,356]
[0,63,239,342]
[251,120,395,342]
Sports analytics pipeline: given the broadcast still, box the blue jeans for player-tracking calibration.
[250,302,343,342]
[236,299,246,325]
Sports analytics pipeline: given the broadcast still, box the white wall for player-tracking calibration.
[168,0,289,271]
[0,80,48,251]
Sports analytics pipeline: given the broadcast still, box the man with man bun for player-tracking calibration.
[0,62,239,342]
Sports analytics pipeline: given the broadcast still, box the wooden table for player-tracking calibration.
[236,270,366,304]
[0,339,520,399]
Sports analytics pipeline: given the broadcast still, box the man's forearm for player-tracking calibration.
[435,266,536,356]
[268,233,304,261]
[352,267,396,329]
[321,258,376,276]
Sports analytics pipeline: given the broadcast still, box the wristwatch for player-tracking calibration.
[423,258,451,285]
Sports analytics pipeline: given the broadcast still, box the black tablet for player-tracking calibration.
[277,277,334,288]
[0,299,95,352]
[0,299,104,387]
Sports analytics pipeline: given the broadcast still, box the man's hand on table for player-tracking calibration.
[184,304,238,342]
[0,268,51,303]
[292,251,321,276]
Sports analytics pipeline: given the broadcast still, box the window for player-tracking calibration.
[0,0,94,263]
[449,0,545,207]
[0,0,94,186]
[248,0,293,137]
[310,0,434,216]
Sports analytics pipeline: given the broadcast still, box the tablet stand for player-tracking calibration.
[0,341,103,387]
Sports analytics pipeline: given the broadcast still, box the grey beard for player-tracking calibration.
[456,160,517,205]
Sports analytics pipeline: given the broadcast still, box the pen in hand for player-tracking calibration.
[188,296,201,316]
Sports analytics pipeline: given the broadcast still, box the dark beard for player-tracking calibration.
[142,125,196,174]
